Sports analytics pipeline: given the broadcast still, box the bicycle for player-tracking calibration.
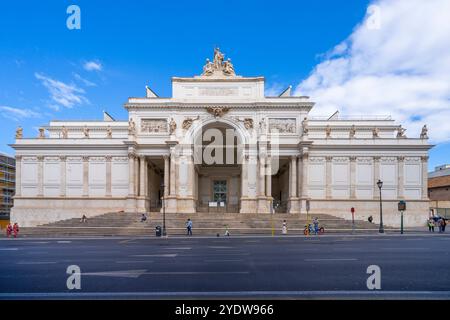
[303,223,324,235]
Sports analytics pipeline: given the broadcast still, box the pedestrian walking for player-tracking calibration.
[186,218,193,236]
[13,223,19,238]
[6,223,12,237]
[442,218,447,232]
[282,220,287,235]
[437,218,443,233]
[313,217,319,235]
[428,218,435,232]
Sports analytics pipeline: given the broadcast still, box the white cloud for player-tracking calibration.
[83,60,102,71]
[0,105,40,121]
[35,73,88,109]
[73,73,97,87]
[295,0,450,143]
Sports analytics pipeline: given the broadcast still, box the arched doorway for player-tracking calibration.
[192,120,244,213]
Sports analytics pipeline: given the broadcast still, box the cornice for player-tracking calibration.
[124,102,314,110]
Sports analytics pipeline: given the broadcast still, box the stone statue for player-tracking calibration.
[301,117,309,135]
[202,58,214,76]
[213,47,224,69]
[182,116,199,130]
[420,124,428,139]
[223,58,235,76]
[396,125,406,138]
[349,125,356,138]
[372,127,379,138]
[325,125,331,138]
[169,118,177,134]
[38,127,45,139]
[15,126,23,139]
[106,126,112,138]
[83,126,90,138]
[128,119,136,136]
[61,126,68,139]
[259,118,267,133]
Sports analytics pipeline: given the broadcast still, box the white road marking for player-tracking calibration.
[207,246,234,249]
[115,260,154,264]
[142,271,249,275]
[2,290,450,298]
[204,259,244,263]
[57,241,72,243]
[83,269,147,278]
[30,241,50,244]
[16,261,57,265]
[0,248,18,251]
[305,258,357,262]
[381,247,428,250]
[165,247,192,250]
[132,254,177,257]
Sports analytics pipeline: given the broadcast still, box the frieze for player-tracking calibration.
[268,118,296,133]
[141,119,168,133]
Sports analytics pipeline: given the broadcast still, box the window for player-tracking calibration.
[213,180,227,203]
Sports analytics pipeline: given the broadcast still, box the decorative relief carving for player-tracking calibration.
[112,157,128,162]
[349,125,356,138]
[106,126,112,138]
[83,126,90,138]
[301,117,309,135]
[357,157,373,163]
[372,127,379,138]
[169,118,177,134]
[182,116,200,130]
[349,156,357,161]
[128,118,136,136]
[309,157,325,163]
[333,157,349,163]
[206,106,229,118]
[141,119,168,133]
[381,157,397,163]
[421,156,429,161]
[268,118,296,133]
[23,156,38,162]
[61,126,68,139]
[397,156,405,161]
[67,157,82,162]
[235,117,253,130]
[404,157,420,163]
[201,48,236,77]
[325,125,331,138]
[373,156,381,161]
[89,157,105,162]
[44,156,60,162]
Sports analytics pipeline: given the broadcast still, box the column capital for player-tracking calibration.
[421,156,429,161]
[163,154,170,161]
[59,156,67,161]
[15,155,22,161]
[325,156,333,161]
[105,155,112,161]
[37,155,44,161]
[128,152,136,160]
[349,156,357,162]
[82,156,89,161]
[373,156,381,161]
[397,156,405,161]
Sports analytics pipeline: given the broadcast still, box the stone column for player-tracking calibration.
[289,156,297,198]
[163,155,170,197]
[106,156,112,197]
[60,156,66,197]
[397,156,404,199]
[297,156,302,198]
[169,149,177,196]
[128,153,135,197]
[37,156,44,197]
[259,156,266,197]
[373,156,380,199]
[266,156,272,199]
[134,157,139,196]
[15,156,21,197]
[139,156,147,197]
[350,156,356,199]
[82,156,89,197]
[421,156,429,200]
[325,156,332,199]
[241,155,248,197]
[301,153,309,198]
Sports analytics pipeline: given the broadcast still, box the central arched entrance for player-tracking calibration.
[192,120,244,213]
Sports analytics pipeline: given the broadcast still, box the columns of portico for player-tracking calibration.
[397,156,404,199]
[421,156,429,200]
[350,156,356,199]
[299,147,310,215]
[105,156,112,197]
[373,156,380,199]
[163,155,170,197]
[165,142,179,213]
[37,156,44,197]
[15,156,21,197]
[60,156,66,197]
[265,156,272,201]
[128,153,136,197]
[240,151,258,214]
[287,155,300,214]
[325,156,332,199]
[136,155,149,213]
[82,156,89,197]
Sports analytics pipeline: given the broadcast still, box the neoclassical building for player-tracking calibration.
[11,49,432,227]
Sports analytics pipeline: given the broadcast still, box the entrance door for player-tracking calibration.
[213,180,227,211]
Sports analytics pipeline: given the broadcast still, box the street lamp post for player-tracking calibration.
[377,179,384,233]
[160,182,166,236]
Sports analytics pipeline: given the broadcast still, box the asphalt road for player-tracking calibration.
[0,234,450,299]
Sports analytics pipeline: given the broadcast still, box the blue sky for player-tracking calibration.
[0,0,448,170]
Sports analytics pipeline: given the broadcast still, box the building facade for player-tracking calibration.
[0,153,15,217]
[11,49,432,227]
[428,164,450,217]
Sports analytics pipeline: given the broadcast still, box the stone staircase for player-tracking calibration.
[12,211,394,237]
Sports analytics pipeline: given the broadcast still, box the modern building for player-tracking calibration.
[428,164,450,217]
[0,153,15,217]
[10,49,432,227]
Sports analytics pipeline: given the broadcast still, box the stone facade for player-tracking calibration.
[10,49,432,227]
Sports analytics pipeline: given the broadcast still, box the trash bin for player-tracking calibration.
[155,225,162,237]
